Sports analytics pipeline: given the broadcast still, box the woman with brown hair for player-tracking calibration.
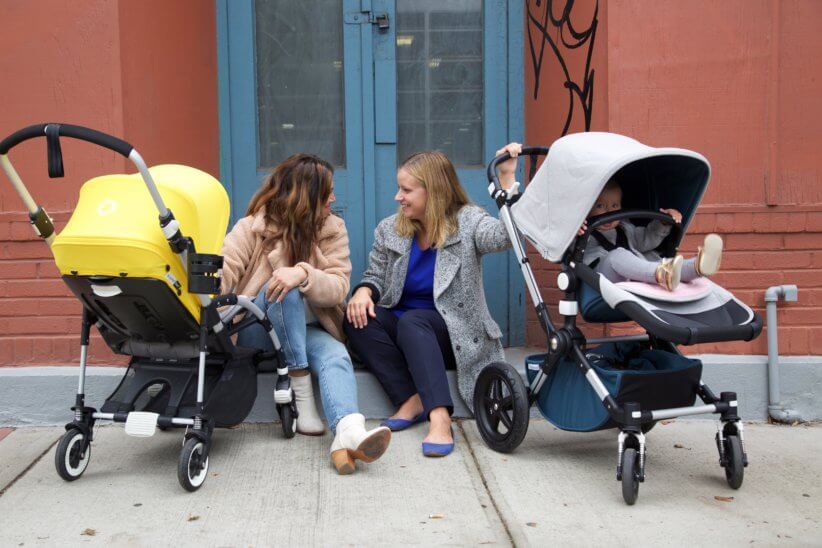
[344,144,521,457]
[221,153,390,474]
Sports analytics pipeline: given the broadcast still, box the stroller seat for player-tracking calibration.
[577,271,762,345]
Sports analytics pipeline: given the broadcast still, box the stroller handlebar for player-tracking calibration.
[486,146,550,190]
[0,123,134,158]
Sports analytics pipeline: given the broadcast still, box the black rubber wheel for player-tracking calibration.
[474,362,530,453]
[621,448,640,505]
[55,428,91,481]
[177,437,209,492]
[724,434,744,489]
[278,404,296,439]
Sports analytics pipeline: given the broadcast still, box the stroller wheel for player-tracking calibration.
[55,428,91,481]
[178,438,209,492]
[723,434,744,489]
[621,448,640,505]
[474,362,529,453]
[278,404,296,439]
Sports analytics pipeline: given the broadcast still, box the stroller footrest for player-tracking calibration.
[125,411,159,437]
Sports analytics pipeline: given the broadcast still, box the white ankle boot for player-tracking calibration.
[290,373,325,435]
[330,413,391,475]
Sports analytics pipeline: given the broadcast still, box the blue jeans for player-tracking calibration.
[236,287,359,431]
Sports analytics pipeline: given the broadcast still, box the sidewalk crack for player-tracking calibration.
[0,436,60,497]
[458,420,519,548]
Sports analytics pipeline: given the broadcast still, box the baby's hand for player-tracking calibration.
[577,220,588,237]
[659,208,682,224]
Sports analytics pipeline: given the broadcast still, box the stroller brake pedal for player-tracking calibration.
[124,412,160,438]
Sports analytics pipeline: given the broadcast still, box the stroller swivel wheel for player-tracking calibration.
[278,404,296,439]
[474,362,529,453]
[621,448,640,505]
[723,434,744,489]
[178,438,209,492]
[55,428,91,481]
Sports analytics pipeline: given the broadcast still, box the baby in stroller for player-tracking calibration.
[579,177,724,291]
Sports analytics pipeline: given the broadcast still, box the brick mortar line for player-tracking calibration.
[0,436,60,497]
[458,420,520,548]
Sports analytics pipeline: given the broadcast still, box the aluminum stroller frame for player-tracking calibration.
[473,145,761,505]
[0,123,298,491]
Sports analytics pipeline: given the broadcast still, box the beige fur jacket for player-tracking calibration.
[220,211,351,341]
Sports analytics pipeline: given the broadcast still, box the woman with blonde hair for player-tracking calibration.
[344,144,522,457]
[221,153,390,474]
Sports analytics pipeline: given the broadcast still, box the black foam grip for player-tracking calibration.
[0,123,133,157]
[45,124,64,178]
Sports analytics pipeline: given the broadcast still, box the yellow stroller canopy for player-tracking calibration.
[52,164,230,320]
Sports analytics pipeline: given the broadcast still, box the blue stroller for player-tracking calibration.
[473,132,763,504]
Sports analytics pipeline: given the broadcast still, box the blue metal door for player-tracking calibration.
[218,0,523,344]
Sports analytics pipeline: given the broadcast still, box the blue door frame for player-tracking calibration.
[216,0,525,345]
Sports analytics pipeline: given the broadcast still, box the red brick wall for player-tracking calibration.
[524,0,822,355]
[0,1,219,366]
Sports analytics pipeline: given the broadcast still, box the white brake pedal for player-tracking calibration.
[274,388,293,404]
[125,412,159,437]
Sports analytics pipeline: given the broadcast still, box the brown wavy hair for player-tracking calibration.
[246,154,334,265]
[395,151,470,248]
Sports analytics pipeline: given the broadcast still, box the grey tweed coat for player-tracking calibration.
[355,205,512,411]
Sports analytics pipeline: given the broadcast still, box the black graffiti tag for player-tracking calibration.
[527,0,598,136]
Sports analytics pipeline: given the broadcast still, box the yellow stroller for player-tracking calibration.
[0,123,297,491]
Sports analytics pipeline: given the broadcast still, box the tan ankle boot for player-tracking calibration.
[290,373,325,436]
[330,413,391,475]
[655,255,683,291]
[695,233,723,277]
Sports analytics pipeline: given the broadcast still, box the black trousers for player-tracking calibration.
[344,306,456,417]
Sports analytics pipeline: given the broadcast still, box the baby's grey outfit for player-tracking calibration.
[583,220,698,284]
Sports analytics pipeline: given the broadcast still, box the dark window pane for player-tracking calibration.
[255,0,345,167]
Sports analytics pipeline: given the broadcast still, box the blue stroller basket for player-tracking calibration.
[473,133,762,505]
[525,343,702,432]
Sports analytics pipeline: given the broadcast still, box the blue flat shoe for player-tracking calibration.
[380,413,425,432]
[422,428,455,458]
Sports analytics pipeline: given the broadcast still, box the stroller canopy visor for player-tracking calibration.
[512,132,711,262]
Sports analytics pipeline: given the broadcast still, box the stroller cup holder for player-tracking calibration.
[188,252,223,295]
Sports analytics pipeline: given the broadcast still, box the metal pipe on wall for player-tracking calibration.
[764,284,800,423]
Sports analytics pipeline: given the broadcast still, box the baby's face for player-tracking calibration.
[589,187,622,231]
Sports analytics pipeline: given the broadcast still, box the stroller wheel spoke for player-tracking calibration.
[499,395,513,411]
[499,410,513,430]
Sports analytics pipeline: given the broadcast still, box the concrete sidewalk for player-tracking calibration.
[0,420,819,546]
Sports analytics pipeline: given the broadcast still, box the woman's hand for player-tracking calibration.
[495,142,522,190]
[266,266,308,303]
[659,208,683,224]
[346,287,376,329]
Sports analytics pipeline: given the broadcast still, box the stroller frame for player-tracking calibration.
[0,123,297,491]
[474,146,757,504]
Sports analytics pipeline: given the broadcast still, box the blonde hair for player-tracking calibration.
[395,151,470,248]
[246,154,333,264]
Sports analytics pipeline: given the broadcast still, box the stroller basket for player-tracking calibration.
[525,343,701,432]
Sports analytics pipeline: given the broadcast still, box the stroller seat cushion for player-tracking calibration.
[615,278,712,303]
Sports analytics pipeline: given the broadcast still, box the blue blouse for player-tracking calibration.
[393,237,437,317]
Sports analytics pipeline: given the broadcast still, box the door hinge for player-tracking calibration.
[344,11,389,30]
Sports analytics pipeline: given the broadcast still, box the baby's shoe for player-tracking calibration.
[291,373,325,435]
[695,233,723,277]
[330,413,391,475]
[656,255,683,291]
